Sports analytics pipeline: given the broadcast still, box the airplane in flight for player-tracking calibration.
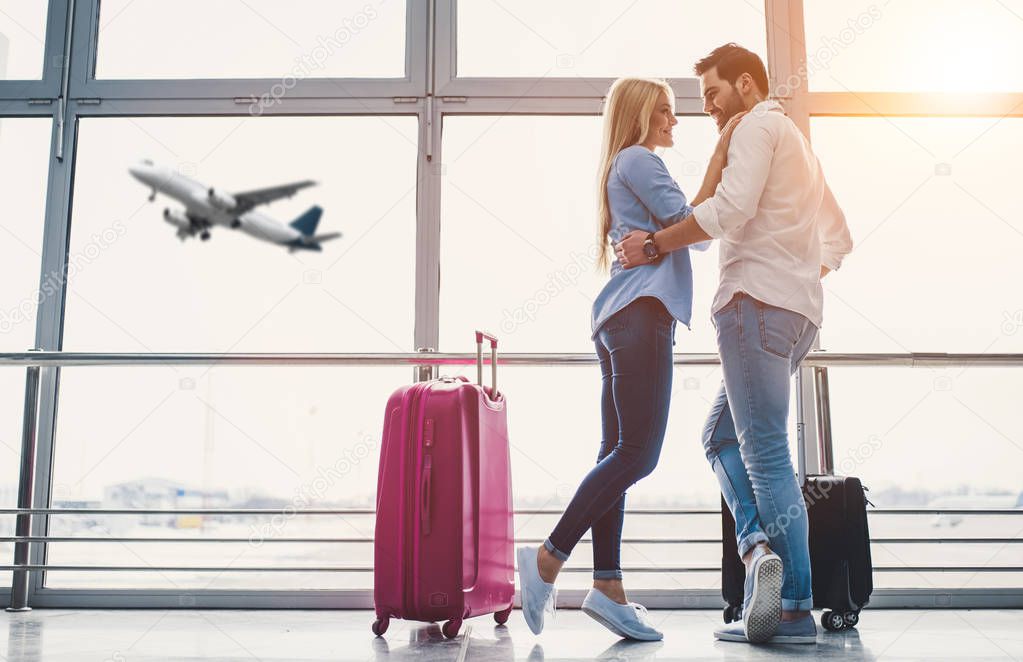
[128,159,341,252]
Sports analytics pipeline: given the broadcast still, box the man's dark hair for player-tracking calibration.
[694,43,769,96]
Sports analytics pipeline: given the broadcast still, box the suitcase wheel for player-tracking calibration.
[842,611,859,628]
[722,604,741,624]
[494,607,512,625]
[442,619,462,639]
[821,610,847,632]
[371,618,389,637]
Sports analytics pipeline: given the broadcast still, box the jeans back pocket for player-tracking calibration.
[756,300,809,359]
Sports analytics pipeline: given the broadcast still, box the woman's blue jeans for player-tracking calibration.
[545,296,675,580]
[703,292,818,611]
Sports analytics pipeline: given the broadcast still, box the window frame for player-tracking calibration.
[69,0,427,100]
[0,0,69,103]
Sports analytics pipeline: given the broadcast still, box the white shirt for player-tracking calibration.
[692,100,853,328]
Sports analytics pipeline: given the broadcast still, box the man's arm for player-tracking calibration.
[817,177,853,275]
[616,116,776,267]
[679,118,775,242]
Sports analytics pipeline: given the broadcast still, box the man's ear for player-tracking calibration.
[739,72,753,94]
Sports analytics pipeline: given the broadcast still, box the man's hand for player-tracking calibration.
[614,230,652,270]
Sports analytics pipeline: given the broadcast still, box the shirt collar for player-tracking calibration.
[753,99,784,114]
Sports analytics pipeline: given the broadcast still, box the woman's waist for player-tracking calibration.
[608,249,693,278]
[598,262,695,303]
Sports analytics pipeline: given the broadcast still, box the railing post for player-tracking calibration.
[814,366,836,474]
[8,353,42,612]
[414,347,436,382]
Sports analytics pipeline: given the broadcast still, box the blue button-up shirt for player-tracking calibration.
[591,145,710,340]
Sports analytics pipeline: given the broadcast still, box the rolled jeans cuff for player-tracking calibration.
[737,531,770,560]
[543,538,569,562]
[782,595,814,612]
[593,569,623,580]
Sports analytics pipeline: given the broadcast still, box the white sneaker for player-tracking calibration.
[581,589,663,641]
[516,546,556,635]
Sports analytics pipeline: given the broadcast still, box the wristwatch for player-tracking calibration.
[642,232,660,261]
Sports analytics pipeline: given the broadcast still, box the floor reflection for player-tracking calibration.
[372,622,514,661]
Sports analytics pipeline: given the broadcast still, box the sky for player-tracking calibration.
[0,0,1021,588]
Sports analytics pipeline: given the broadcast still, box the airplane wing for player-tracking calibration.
[231,180,317,214]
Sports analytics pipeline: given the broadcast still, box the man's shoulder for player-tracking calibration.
[733,104,792,144]
[743,105,788,128]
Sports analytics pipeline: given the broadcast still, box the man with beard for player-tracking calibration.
[615,43,853,645]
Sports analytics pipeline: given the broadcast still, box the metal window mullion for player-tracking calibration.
[434,93,710,115]
[766,0,822,475]
[432,0,457,96]
[25,110,80,607]
[67,96,422,117]
[19,0,86,606]
[412,0,442,374]
[405,0,430,97]
[412,0,440,373]
[808,91,1023,117]
[0,102,59,117]
[17,586,1023,610]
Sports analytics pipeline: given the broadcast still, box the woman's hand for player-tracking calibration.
[692,110,750,207]
[713,110,748,163]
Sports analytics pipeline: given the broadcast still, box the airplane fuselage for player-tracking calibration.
[129,162,307,246]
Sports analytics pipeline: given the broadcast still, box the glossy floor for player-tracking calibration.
[0,609,1021,661]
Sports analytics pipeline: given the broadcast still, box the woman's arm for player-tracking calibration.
[615,147,693,225]
[613,112,748,266]
[691,110,747,206]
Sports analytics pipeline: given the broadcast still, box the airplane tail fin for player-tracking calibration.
[289,205,323,237]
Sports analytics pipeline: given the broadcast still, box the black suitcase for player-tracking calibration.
[720,367,873,632]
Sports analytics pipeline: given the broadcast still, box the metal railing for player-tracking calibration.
[2,350,1022,610]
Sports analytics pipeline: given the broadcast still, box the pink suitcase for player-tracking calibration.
[372,331,515,639]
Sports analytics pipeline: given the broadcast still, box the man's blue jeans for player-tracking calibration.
[703,292,818,612]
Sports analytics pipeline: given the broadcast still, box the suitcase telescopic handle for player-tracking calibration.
[474,330,499,398]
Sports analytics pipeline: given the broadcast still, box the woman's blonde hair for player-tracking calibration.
[596,77,675,272]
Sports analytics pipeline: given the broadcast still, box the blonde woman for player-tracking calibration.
[516,78,744,640]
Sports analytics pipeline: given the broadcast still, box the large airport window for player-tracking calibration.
[439,115,723,354]
[63,115,418,353]
[93,0,408,80]
[456,0,767,79]
[810,116,1023,354]
[827,366,1023,589]
[0,1,49,80]
[803,0,1023,93]
[47,365,402,589]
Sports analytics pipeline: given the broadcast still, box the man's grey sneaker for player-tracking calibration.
[770,614,818,644]
[742,545,783,643]
[714,614,818,644]
[516,546,556,635]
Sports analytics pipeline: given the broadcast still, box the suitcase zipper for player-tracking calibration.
[403,384,421,616]
[403,383,428,617]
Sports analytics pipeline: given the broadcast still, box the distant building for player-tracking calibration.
[103,478,229,528]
